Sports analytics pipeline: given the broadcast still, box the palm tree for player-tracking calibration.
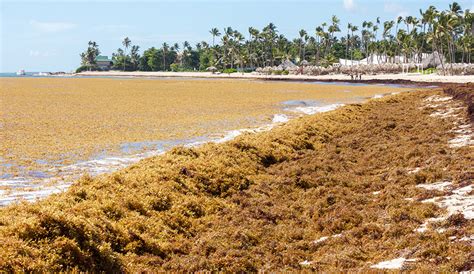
[82,41,100,71]
[130,45,140,70]
[315,26,324,66]
[162,42,169,71]
[233,31,245,72]
[383,21,394,61]
[461,9,473,63]
[182,41,191,67]
[122,37,131,71]
[209,27,221,47]
[325,15,340,56]
[298,29,307,61]
[346,23,352,63]
[78,2,474,73]
[262,23,277,65]
[173,43,179,52]
[248,27,259,68]
[350,25,358,62]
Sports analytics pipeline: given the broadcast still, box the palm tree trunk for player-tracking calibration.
[163,52,166,71]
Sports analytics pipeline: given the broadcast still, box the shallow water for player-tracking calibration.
[0,78,414,206]
[0,99,348,205]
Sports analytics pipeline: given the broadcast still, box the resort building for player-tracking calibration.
[95,55,113,70]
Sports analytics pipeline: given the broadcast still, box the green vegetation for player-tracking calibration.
[271,70,289,75]
[78,41,100,71]
[79,2,472,73]
[424,68,437,74]
[1,84,472,271]
[222,68,237,74]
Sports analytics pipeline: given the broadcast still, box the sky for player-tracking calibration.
[1,0,472,72]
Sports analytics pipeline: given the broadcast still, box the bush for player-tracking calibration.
[424,68,437,74]
[75,65,100,73]
[170,63,180,72]
[222,68,237,74]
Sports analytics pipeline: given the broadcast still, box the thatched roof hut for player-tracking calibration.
[422,52,446,68]
[206,66,218,74]
[280,59,297,70]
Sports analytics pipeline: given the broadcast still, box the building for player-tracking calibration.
[95,55,113,70]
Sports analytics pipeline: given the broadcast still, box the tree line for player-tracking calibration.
[78,2,472,73]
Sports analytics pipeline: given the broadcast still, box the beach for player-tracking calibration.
[0,83,472,271]
[76,71,474,84]
[3,0,473,271]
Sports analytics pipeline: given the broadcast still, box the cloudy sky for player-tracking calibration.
[1,0,471,72]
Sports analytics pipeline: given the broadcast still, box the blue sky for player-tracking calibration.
[1,0,472,72]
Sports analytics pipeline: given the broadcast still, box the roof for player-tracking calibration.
[95,55,111,62]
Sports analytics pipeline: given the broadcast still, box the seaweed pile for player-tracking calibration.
[0,84,472,271]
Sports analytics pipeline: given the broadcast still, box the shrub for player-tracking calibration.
[170,63,180,72]
[222,68,237,74]
[75,65,100,73]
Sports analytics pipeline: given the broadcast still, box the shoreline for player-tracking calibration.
[2,78,411,207]
[1,83,472,271]
[0,101,347,207]
[75,71,474,85]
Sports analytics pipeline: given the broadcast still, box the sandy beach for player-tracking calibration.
[76,71,474,84]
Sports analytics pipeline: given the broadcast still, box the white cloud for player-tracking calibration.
[30,20,76,33]
[342,0,365,13]
[384,2,409,18]
[343,0,356,12]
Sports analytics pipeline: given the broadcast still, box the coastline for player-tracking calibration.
[1,78,411,206]
[75,71,474,84]
[0,83,472,271]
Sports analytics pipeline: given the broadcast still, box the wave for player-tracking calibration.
[287,103,344,115]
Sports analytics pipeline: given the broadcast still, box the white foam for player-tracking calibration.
[291,103,344,115]
[372,94,384,99]
[0,182,70,207]
[272,114,289,123]
[212,130,243,144]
